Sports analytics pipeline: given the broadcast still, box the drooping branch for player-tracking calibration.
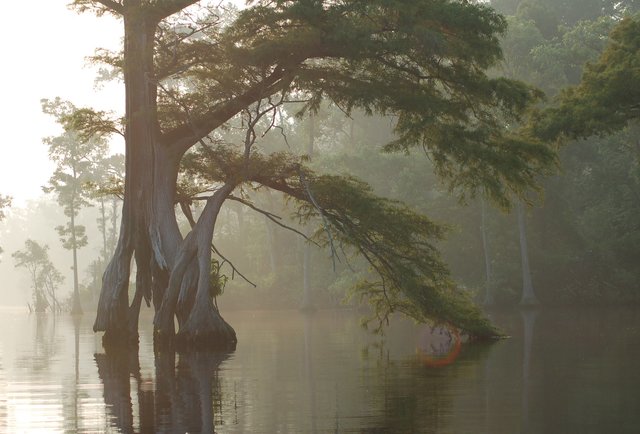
[226,195,319,246]
[298,169,339,271]
[183,144,500,337]
[79,0,560,345]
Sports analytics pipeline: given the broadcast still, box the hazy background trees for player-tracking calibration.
[0,194,11,257]
[12,240,63,313]
[2,0,639,314]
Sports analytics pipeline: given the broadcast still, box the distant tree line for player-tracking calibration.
[8,0,640,338]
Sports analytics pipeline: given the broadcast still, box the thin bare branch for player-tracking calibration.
[227,195,320,246]
[211,244,257,287]
[298,169,340,271]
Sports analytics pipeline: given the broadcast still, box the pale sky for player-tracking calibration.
[0,1,124,206]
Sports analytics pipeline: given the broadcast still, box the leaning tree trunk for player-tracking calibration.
[155,182,237,349]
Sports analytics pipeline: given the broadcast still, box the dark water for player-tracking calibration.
[0,306,638,433]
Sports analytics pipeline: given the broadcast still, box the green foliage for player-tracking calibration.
[516,0,560,39]
[55,222,88,250]
[531,127,640,302]
[209,258,228,299]
[529,17,640,141]
[69,0,122,17]
[185,145,500,337]
[118,0,557,208]
[492,0,639,27]
[304,175,498,337]
[72,0,567,337]
[497,11,640,303]
[42,99,110,251]
[500,15,614,95]
[173,3,640,312]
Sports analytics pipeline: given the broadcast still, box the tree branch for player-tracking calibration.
[150,0,201,21]
[92,0,124,14]
[211,244,257,288]
[227,195,320,246]
[160,67,289,155]
[179,200,197,228]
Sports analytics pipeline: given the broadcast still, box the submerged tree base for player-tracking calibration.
[172,301,237,351]
[174,325,237,352]
[102,328,139,350]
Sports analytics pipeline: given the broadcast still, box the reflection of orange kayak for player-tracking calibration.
[416,327,462,368]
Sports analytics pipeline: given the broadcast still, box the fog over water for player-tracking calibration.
[1,0,640,431]
[0,307,638,433]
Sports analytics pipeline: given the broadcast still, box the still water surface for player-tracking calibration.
[0,306,638,433]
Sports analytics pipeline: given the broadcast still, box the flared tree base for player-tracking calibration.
[173,301,237,351]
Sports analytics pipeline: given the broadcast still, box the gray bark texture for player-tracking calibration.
[93,5,226,348]
[94,1,286,350]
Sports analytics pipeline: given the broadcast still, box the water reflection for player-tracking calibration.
[416,326,462,367]
[96,347,230,433]
[520,308,538,434]
[0,307,639,432]
[302,313,318,434]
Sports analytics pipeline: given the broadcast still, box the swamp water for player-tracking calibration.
[0,306,638,433]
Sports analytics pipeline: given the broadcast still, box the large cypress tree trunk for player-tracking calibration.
[95,1,239,349]
[94,5,162,344]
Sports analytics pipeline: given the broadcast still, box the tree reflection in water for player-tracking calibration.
[2,309,639,432]
[95,348,230,433]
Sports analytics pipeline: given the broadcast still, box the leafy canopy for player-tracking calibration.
[66,0,561,336]
[528,17,640,141]
[77,0,555,207]
[42,99,111,251]
[184,145,499,337]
